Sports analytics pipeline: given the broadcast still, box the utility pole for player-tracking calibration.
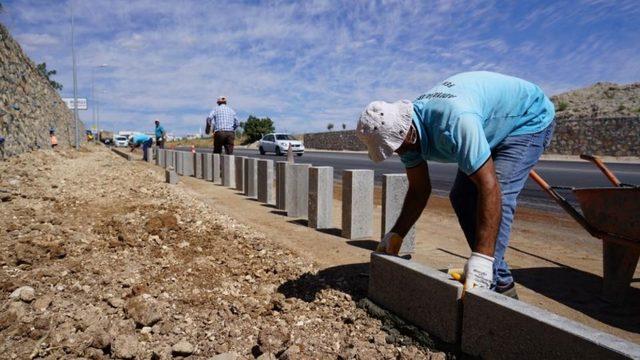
[91,64,108,142]
[71,1,79,149]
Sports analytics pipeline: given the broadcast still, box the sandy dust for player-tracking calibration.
[0,146,448,359]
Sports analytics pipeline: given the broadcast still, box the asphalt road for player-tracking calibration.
[179,147,640,212]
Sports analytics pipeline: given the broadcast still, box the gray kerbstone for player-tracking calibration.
[203,153,213,181]
[158,149,166,168]
[462,288,640,359]
[275,161,288,210]
[195,152,203,178]
[235,156,247,192]
[111,148,132,161]
[176,152,184,175]
[342,169,374,239]
[221,155,235,187]
[285,163,311,218]
[147,148,154,163]
[308,166,333,229]
[382,174,415,255]
[244,158,258,198]
[212,153,221,184]
[257,159,274,204]
[182,152,194,176]
[163,150,171,169]
[165,170,178,184]
[368,253,463,344]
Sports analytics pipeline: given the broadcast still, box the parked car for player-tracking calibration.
[113,135,129,147]
[258,133,304,156]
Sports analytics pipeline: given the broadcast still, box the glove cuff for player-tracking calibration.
[470,252,494,263]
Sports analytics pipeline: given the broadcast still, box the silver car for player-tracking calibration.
[258,133,304,156]
[113,135,129,147]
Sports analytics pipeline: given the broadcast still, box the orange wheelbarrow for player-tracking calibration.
[529,154,640,303]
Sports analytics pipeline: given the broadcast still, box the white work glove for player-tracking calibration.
[463,252,494,291]
[376,232,403,255]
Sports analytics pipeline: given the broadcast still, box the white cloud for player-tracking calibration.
[1,0,638,136]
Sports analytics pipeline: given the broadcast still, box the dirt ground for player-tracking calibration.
[181,156,640,344]
[0,146,449,359]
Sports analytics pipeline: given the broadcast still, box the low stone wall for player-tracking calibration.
[547,117,639,156]
[0,23,84,156]
[303,130,366,151]
[302,117,640,156]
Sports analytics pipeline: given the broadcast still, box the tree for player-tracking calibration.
[342,123,346,130]
[242,115,275,144]
[327,123,334,131]
[37,62,63,91]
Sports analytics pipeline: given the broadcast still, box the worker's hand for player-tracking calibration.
[463,252,494,291]
[376,232,404,255]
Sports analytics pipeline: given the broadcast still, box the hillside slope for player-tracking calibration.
[551,82,640,119]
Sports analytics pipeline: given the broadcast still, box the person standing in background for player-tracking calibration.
[205,96,238,154]
[154,119,166,148]
[0,136,5,160]
[49,128,58,149]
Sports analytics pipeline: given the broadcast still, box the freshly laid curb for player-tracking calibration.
[111,148,132,161]
[462,288,640,360]
[368,253,463,344]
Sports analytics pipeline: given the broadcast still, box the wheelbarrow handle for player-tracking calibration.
[529,170,599,237]
[579,154,621,187]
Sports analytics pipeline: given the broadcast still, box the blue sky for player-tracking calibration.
[2,0,639,136]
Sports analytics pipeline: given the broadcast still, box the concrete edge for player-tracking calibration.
[111,148,132,161]
[462,288,640,359]
[368,253,463,344]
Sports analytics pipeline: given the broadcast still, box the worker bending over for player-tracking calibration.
[129,133,153,161]
[356,71,555,298]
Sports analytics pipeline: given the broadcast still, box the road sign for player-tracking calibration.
[62,98,88,110]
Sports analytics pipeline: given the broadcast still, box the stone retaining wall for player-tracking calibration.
[302,117,640,156]
[546,117,639,156]
[0,23,84,156]
[303,130,366,151]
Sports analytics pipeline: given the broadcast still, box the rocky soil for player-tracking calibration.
[0,145,446,359]
[551,81,640,119]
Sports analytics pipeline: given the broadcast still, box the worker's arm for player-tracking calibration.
[468,158,501,257]
[390,161,431,237]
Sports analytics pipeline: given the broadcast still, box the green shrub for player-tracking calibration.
[557,101,568,111]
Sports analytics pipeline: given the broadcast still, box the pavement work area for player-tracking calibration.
[1,146,638,359]
[164,149,640,344]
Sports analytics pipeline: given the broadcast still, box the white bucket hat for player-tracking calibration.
[356,100,413,163]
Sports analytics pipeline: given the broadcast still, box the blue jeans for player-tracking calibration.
[142,139,153,161]
[449,121,555,289]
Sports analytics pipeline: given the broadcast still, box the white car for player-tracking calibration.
[258,133,304,156]
[113,135,129,147]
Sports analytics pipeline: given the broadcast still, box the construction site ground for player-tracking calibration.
[0,146,637,359]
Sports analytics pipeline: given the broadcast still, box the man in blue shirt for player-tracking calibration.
[129,133,153,161]
[205,96,238,154]
[356,71,555,298]
[154,120,166,149]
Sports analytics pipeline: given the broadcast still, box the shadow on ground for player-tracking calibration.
[512,266,640,334]
[278,262,370,302]
[287,218,343,236]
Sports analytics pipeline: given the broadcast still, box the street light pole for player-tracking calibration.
[91,64,108,142]
[70,1,79,149]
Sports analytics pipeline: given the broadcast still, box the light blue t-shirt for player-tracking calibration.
[401,71,555,175]
[131,133,152,145]
[155,125,165,138]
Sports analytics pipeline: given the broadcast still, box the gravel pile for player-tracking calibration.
[0,146,446,359]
